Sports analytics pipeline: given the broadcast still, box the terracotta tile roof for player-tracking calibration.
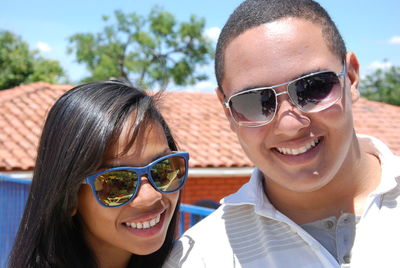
[159,91,250,168]
[0,82,399,171]
[0,83,71,171]
[353,97,400,153]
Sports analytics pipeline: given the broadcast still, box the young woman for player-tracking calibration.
[8,80,189,268]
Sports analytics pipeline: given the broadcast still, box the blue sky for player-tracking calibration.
[2,0,399,92]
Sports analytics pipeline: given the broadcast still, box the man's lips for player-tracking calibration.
[274,137,321,155]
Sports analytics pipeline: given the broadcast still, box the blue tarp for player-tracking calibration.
[0,175,214,267]
[0,175,31,268]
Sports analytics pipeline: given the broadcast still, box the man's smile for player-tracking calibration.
[274,137,320,155]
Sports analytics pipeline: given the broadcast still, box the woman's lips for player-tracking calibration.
[123,214,161,229]
[122,210,166,237]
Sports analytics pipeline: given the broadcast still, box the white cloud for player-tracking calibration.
[170,80,216,93]
[187,80,217,93]
[366,60,392,71]
[388,36,400,45]
[204,27,221,43]
[36,41,52,53]
[362,60,393,77]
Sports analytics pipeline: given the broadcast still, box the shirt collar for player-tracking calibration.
[221,168,278,218]
[357,134,400,195]
[221,135,400,215]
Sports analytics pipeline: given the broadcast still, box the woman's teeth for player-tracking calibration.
[124,214,161,229]
[276,137,320,155]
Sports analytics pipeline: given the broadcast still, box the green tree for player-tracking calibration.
[67,7,214,90]
[359,65,400,106]
[0,30,66,90]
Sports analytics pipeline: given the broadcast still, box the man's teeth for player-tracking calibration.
[124,214,161,229]
[276,138,320,155]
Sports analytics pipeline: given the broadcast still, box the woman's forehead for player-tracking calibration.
[103,120,169,166]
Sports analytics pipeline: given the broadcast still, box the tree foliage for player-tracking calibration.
[359,65,400,106]
[0,30,66,90]
[67,7,214,90]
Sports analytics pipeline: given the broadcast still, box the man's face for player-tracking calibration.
[218,18,359,194]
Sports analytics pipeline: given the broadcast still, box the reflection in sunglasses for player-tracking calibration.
[225,65,346,127]
[84,152,189,207]
[95,172,137,206]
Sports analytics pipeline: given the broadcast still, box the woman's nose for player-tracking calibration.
[127,176,162,208]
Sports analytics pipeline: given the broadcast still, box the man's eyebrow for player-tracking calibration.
[296,68,323,79]
[235,68,324,93]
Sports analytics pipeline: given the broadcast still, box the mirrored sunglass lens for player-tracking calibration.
[94,170,138,207]
[230,89,276,125]
[150,156,186,192]
[289,72,341,111]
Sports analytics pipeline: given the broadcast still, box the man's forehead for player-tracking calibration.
[225,17,324,53]
[221,18,336,94]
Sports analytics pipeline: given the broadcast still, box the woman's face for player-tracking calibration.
[77,120,179,266]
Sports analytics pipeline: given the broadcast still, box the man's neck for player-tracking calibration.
[263,145,381,225]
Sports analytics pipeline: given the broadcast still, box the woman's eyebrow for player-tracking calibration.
[97,163,118,170]
[98,148,172,169]
[150,148,173,162]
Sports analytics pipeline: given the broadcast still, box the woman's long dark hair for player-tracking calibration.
[8,80,179,268]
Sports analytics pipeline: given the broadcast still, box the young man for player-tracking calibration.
[164,0,400,267]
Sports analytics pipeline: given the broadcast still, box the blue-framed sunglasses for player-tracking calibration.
[83,152,189,208]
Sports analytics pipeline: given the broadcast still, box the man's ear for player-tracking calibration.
[346,52,360,103]
[215,87,230,119]
[215,87,236,131]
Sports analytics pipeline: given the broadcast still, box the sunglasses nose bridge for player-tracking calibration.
[275,90,289,98]
[271,78,300,108]
[274,90,294,106]
[136,164,151,175]
[129,178,163,206]
[134,169,150,183]
[274,88,304,116]
[129,168,151,192]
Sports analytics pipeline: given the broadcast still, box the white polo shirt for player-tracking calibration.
[163,135,400,268]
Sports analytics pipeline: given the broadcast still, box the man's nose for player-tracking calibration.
[272,94,311,137]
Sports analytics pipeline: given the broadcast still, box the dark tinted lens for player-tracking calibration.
[288,72,341,111]
[229,88,276,125]
[150,156,186,192]
[94,170,138,207]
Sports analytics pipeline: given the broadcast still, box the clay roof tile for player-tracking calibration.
[0,83,399,171]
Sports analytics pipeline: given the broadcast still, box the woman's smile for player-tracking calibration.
[122,210,167,237]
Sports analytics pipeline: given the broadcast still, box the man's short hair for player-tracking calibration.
[215,0,347,92]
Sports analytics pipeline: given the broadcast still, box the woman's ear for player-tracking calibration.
[71,207,78,216]
[346,52,360,103]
